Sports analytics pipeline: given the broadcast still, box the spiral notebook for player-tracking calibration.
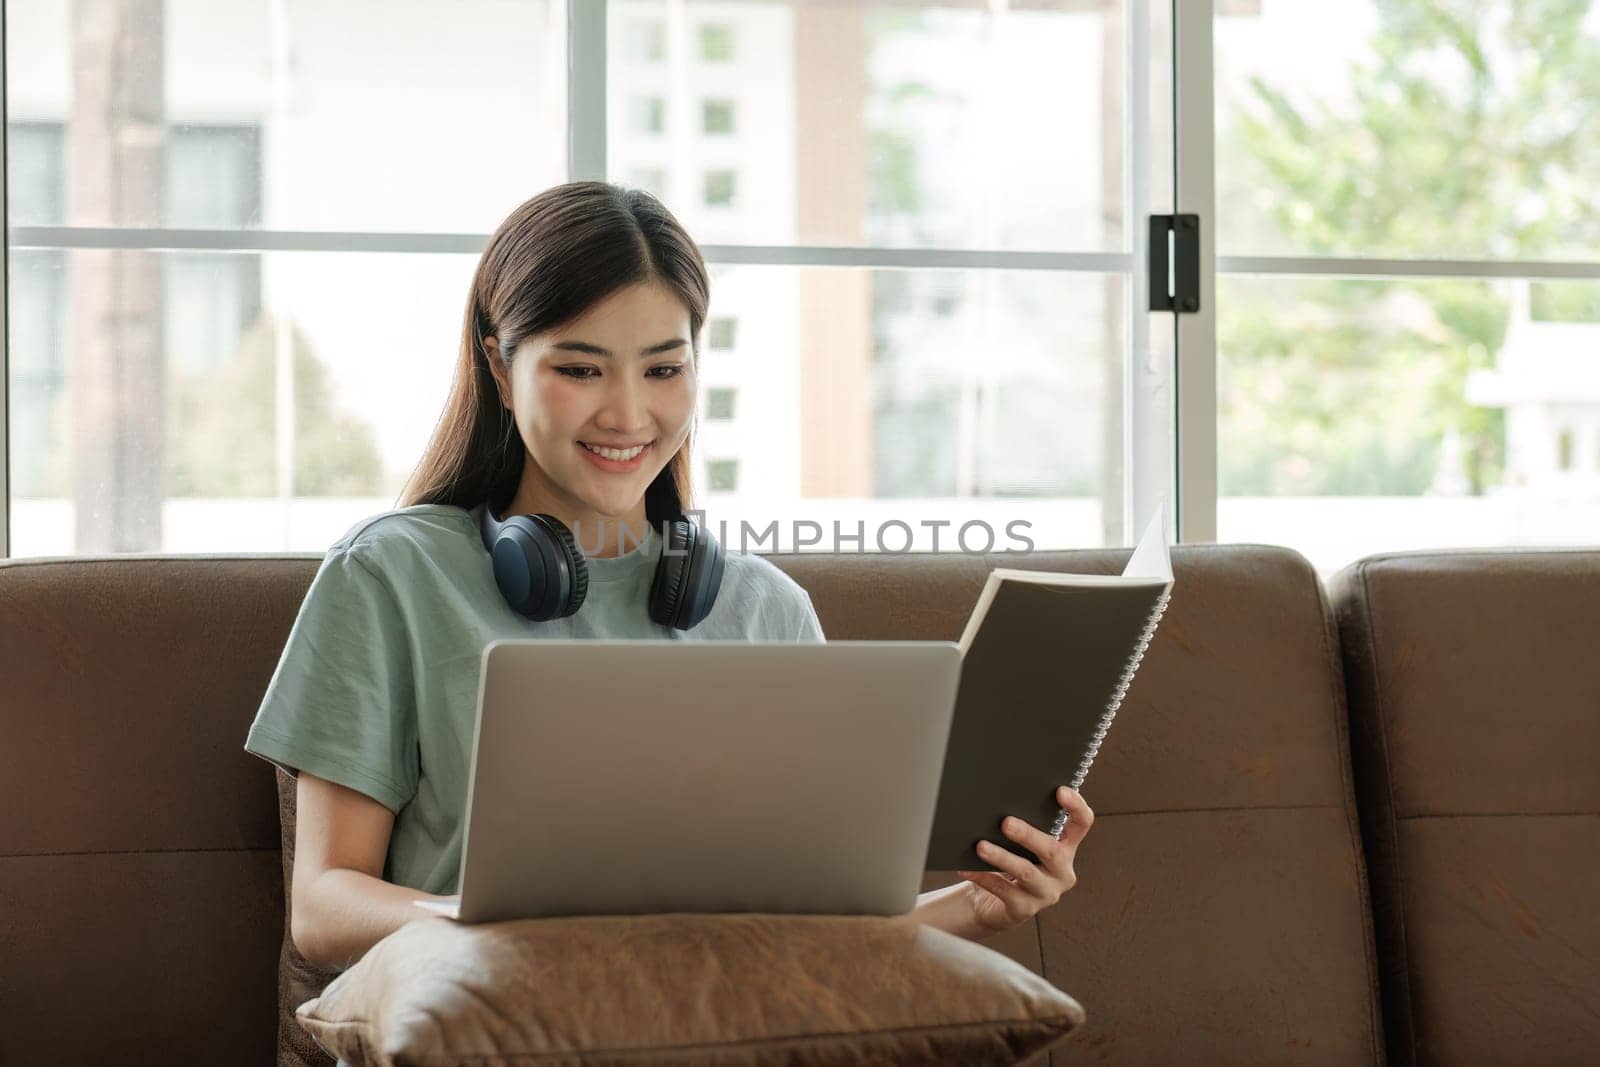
[923,509,1174,871]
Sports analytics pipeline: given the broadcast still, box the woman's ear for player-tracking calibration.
[484,335,512,409]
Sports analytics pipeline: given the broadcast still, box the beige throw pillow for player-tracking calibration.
[296,911,1085,1065]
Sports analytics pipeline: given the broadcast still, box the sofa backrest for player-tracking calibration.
[0,543,1383,1065]
[1329,549,1600,1066]
[779,544,1385,1065]
[0,555,307,1064]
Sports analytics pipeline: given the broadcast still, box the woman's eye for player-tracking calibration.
[555,366,598,379]
[649,364,685,379]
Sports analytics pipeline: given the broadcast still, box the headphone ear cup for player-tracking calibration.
[648,519,724,630]
[648,519,694,629]
[485,510,588,620]
[686,532,724,628]
[544,518,588,614]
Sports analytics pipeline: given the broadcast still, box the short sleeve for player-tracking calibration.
[791,587,826,643]
[244,545,420,814]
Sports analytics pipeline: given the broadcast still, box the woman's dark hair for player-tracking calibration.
[398,181,709,524]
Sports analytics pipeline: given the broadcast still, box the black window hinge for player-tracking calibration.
[1148,214,1201,313]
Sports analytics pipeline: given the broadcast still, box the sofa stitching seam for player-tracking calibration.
[1395,811,1600,820]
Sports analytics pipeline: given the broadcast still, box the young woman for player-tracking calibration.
[244,181,1093,971]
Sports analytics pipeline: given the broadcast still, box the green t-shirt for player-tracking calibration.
[244,502,825,895]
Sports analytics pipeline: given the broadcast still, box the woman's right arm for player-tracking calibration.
[291,771,451,970]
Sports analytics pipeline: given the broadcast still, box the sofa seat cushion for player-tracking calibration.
[295,911,1084,1066]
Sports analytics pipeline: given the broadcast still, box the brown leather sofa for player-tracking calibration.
[2,542,1595,1064]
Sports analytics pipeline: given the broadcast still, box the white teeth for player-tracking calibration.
[583,442,646,461]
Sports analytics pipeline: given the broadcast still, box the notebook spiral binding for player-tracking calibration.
[1050,585,1173,838]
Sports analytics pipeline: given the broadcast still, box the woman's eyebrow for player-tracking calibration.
[550,339,687,357]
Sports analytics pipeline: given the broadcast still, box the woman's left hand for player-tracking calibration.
[957,785,1093,939]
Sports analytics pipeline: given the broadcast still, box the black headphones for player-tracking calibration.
[479,503,725,629]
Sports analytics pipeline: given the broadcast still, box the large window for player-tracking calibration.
[6,0,1176,557]
[10,1,1594,568]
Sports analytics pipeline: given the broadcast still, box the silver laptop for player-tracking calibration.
[415,639,961,924]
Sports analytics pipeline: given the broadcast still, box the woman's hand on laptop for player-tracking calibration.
[953,785,1094,939]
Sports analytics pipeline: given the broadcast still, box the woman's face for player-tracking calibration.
[487,279,697,533]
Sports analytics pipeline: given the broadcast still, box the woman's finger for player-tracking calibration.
[1055,786,1095,849]
[959,869,1017,900]
[976,839,1055,901]
[1000,815,1063,869]
[958,870,1032,921]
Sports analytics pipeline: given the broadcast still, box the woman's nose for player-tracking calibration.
[594,374,648,433]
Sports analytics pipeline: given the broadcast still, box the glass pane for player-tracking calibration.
[8,249,479,556]
[9,260,1130,555]
[7,123,65,225]
[1217,275,1600,575]
[607,0,1131,252]
[9,251,69,502]
[5,0,566,233]
[1216,0,1600,261]
[691,265,1122,552]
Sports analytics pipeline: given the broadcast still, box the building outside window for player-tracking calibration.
[707,317,737,352]
[702,169,737,208]
[630,96,666,135]
[707,458,739,492]
[702,99,735,135]
[706,387,737,421]
[698,23,734,63]
[629,18,665,62]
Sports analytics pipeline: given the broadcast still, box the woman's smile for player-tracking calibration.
[576,438,654,472]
